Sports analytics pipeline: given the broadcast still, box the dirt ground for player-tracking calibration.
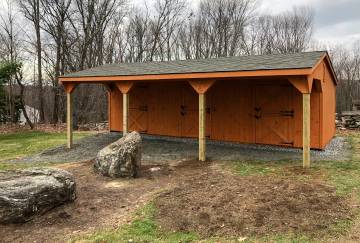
[154,170,352,237]
[0,159,355,243]
[0,160,205,243]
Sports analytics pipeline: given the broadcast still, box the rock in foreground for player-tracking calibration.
[0,168,76,224]
[94,131,142,178]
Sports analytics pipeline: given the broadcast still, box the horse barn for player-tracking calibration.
[59,51,337,167]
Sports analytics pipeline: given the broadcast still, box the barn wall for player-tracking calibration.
[311,89,322,148]
[109,87,123,131]
[109,78,325,149]
[321,62,336,147]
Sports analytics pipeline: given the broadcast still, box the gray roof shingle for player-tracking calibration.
[64,51,326,78]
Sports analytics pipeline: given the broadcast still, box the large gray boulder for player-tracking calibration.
[94,131,142,178]
[0,168,76,224]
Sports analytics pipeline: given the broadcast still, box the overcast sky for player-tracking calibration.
[1,0,359,48]
[130,0,360,48]
[258,0,360,47]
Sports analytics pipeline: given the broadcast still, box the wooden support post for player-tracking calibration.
[67,92,73,149]
[199,93,206,161]
[188,80,215,162]
[115,81,134,136]
[63,82,77,149]
[288,76,312,168]
[123,93,129,135]
[303,93,311,168]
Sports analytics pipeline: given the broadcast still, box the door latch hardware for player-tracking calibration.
[279,110,294,117]
[281,141,294,145]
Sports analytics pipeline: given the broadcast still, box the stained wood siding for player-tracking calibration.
[108,59,336,150]
[109,80,325,149]
[109,87,123,131]
[321,61,336,147]
[209,81,254,143]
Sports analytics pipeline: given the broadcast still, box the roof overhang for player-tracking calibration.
[59,68,313,83]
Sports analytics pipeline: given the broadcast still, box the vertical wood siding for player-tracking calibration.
[108,59,335,149]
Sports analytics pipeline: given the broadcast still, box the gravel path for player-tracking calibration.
[9,132,351,164]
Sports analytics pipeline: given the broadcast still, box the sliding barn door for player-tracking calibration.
[255,85,295,146]
[180,85,198,137]
[129,85,149,133]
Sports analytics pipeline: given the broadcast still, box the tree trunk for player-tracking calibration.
[15,74,34,129]
[52,34,62,124]
[36,0,45,123]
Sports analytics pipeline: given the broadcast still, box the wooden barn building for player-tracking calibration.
[59,51,337,167]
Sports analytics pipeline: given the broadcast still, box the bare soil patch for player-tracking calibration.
[0,159,354,242]
[154,170,353,238]
[0,160,176,243]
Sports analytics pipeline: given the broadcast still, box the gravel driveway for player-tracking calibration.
[9,132,351,164]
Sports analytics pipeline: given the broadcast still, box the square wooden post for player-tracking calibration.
[303,93,311,168]
[123,93,129,135]
[199,93,206,161]
[63,83,77,149]
[189,80,215,162]
[288,76,313,168]
[115,82,134,136]
[67,92,73,149]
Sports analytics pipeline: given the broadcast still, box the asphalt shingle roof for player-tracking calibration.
[64,51,326,78]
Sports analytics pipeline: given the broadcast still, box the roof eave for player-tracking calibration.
[59,68,313,83]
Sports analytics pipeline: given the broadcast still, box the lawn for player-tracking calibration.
[0,130,92,164]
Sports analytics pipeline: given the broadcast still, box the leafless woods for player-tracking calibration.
[0,0,358,125]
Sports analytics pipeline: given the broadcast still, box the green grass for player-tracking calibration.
[75,202,199,243]
[321,134,360,198]
[0,161,53,171]
[0,130,92,162]
[229,160,277,176]
[228,134,360,198]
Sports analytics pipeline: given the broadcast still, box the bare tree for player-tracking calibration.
[0,0,17,122]
[0,0,34,128]
[178,0,256,59]
[69,0,126,70]
[18,0,46,122]
[40,0,72,124]
[12,0,360,125]
[250,6,314,55]
[331,43,360,112]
